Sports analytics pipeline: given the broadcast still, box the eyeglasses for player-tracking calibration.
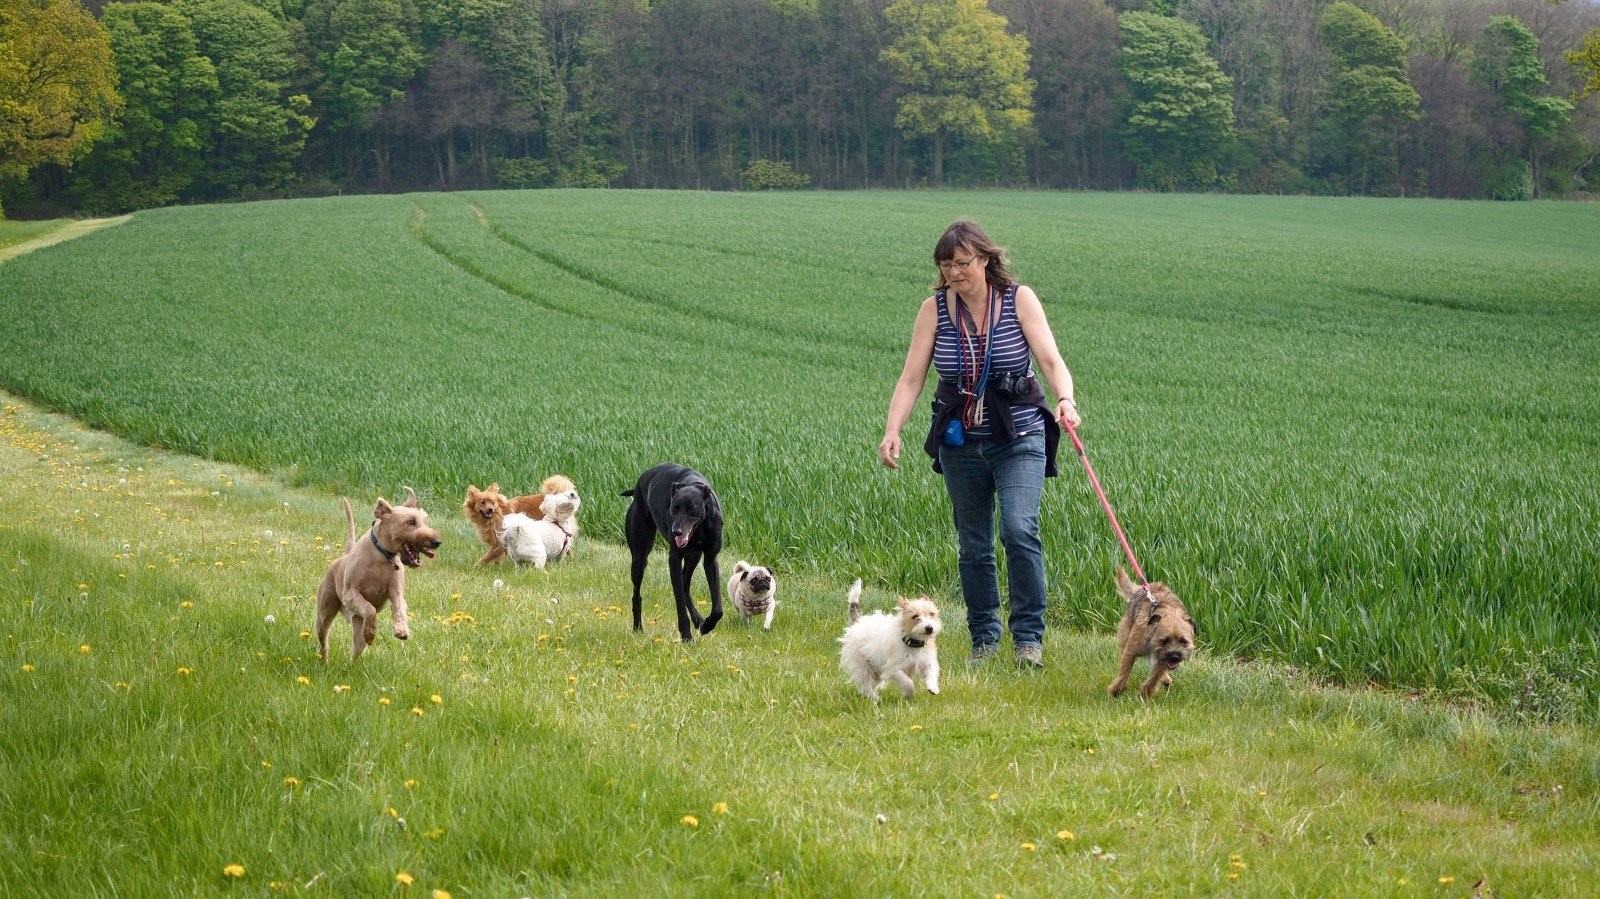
[937,256,982,272]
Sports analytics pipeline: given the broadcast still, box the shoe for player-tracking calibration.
[1016,644,1044,669]
[969,644,998,665]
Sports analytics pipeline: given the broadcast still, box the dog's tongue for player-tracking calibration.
[672,532,690,549]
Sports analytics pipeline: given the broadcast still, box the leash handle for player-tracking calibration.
[1065,423,1149,588]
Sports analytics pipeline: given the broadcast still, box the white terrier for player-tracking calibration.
[728,561,777,629]
[838,579,941,701]
[498,490,580,569]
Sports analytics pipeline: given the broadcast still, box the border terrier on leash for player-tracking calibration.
[316,488,441,661]
[1108,568,1195,699]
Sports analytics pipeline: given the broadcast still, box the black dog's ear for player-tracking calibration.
[1147,613,1162,626]
[698,484,713,498]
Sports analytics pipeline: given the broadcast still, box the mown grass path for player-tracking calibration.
[2,393,1597,896]
[0,217,127,263]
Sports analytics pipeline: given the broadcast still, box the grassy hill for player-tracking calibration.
[0,191,1597,716]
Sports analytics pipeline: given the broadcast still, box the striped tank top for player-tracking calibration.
[932,284,1045,439]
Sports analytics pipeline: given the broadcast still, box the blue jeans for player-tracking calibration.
[937,431,1047,650]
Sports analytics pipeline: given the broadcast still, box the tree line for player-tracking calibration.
[3,0,1598,216]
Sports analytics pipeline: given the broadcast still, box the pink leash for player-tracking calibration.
[1064,422,1150,590]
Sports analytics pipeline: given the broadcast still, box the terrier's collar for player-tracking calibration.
[902,634,927,649]
[368,528,397,561]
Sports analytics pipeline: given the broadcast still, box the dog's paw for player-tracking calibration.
[1107,680,1126,698]
[394,627,410,641]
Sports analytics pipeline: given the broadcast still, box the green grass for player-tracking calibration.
[0,191,1597,718]
[2,395,1598,896]
[0,218,70,251]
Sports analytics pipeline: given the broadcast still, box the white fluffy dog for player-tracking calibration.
[498,489,580,569]
[838,579,941,701]
[728,560,777,629]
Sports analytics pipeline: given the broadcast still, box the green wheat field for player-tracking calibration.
[1,192,1598,895]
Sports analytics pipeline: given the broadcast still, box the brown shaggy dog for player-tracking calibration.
[463,475,579,565]
[1108,568,1196,699]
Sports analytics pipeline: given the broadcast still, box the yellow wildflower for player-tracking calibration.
[386,806,398,818]
[181,601,194,609]
[432,891,452,899]
[1020,842,1037,852]
[283,776,300,788]
[404,779,418,789]
[430,694,442,705]
[298,630,310,639]
[712,802,729,815]
[20,663,34,672]
[77,583,89,591]
[222,863,246,878]
[396,871,414,886]
[261,760,272,769]
[411,707,425,717]
[1057,829,1075,842]
[379,697,392,706]
[176,666,193,676]
[333,684,350,694]
[78,644,92,655]
[988,792,999,801]
[1438,876,1455,885]
[296,675,310,685]
[909,724,923,732]
[681,815,699,827]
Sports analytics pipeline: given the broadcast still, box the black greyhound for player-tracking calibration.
[622,463,725,642]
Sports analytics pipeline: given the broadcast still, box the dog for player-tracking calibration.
[728,561,777,629]
[1108,568,1195,699]
[498,489,581,569]
[462,483,513,565]
[839,579,942,701]
[463,475,578,565]
[316,488,442,661]
[623,463,725,642]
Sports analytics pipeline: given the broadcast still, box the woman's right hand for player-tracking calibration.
[878,433,902,470]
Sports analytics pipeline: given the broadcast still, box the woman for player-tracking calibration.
[878,220,1080,668]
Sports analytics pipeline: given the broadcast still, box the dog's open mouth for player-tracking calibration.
[1164,655,1185,668]
[671,525,693,549]
[400,544,430,568]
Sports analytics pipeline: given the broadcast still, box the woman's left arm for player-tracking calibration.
[1015,285,1081,428]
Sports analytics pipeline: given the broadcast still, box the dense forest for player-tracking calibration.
[4,0,1599,215]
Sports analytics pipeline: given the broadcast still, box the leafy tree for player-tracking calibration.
[1572,29,1600,100]
[177,0,313,198]
[1116,11,1235,189]
[0,0,120,190]
[880,0,1034,187]
[1001,0,1123,188]
[1472,15,1573,198]
[1314,2,1419,195]
[70,2,219,213]
[300,0,425,178]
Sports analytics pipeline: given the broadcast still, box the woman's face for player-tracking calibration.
[938,246,986,293]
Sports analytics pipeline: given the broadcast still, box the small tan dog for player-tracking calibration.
[316,488,442,661]
[1108,568,1195,699]
[839,579,941,701]
[463,475,577,565]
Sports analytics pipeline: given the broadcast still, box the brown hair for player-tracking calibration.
[932,219,1017,292]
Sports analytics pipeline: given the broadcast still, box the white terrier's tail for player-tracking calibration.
[846,578,863,624]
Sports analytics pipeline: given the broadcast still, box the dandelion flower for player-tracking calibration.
[430,694,442,705]
[1397,878,1409,885]
[181,601,194,609]
[1438,876,1455,885]
[681,815,699,828]
[1020,842,1037,852]
[1230,860,1247,870]
[909,724,923,732]
[1056,829,1075,842]
[379,697,392,706]
[77,583,89,591]
[20,663,34,672]
[222,863,245,878]
[298,630,310,639]
[712,802,729,815]
[396,871,414,886]
[176,666,193,676]
[333,684,350,694]
[988,792,999,801]
[283,776,300,788]
[296,675,310,685]
[432,891,452,899]
[78,644,92,655]
[411,707,425,716]
[386,807,399,818]
[261,760,272,769]
[1226,872,1239,881]
[424,827,445,840]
